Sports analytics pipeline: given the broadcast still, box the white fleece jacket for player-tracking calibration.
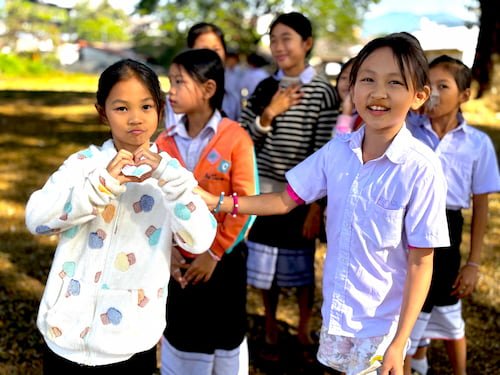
[26,140,216,366]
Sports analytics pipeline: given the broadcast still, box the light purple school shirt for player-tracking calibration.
[168,111,221,171]
[407,112,500,209]
[285,125,450,338]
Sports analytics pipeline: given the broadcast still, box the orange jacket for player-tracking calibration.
[156,118,258,258]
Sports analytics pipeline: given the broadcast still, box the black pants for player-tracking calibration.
[165,242,248,353]
[422,209,463,313]
[43,343,157,375]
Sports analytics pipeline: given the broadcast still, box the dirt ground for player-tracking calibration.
[0,90,499,374]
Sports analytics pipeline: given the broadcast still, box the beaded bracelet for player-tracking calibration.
[213,192,225,213]
[466,261,480,268]
[231,192,239,217]
[207,249,221,262]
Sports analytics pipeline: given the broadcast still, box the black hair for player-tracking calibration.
[429,55,471,91]
[349,32,430,92]
[247,52,268,68]
[187,22,227,54]
[172,48,225,111]
[269,12,314,56]
[336,56,356,90]
[96,59,165,122]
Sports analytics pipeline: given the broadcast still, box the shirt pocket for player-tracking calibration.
[360,199,404,249]
[443,156,473,193]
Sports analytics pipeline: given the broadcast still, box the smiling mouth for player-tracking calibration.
[368,105,389,111]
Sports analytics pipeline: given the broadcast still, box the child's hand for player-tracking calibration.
[183,251,218,285]
[132,146,162,180]
[342,92,354,115]
[379,343,404,375]
[193,186,219,211]
[107,149,146,184]
[261,84,303,127]
[171,246,189,289]
[451,264,480,298]
[302,202,321,239]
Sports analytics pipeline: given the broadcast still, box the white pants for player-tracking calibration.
[160,335,249,375]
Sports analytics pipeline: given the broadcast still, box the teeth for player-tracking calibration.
[369,106,387,111]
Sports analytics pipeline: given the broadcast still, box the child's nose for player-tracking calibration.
[128,111,142,124]
[370,84,388,99]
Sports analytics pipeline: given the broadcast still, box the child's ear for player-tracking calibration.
[410,86,431,111]
[304,37,313,55]
[95,104,108,124]
[203,80,217,100]
[460,88,471,104]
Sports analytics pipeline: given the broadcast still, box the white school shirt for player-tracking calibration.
[407,113,500,209]
[285,125,450,338]
[168,110,221,171]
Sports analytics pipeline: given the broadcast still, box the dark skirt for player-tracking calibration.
[164,242,248,354]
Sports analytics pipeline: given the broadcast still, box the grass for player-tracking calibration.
[0,75,499,374]
[0,73,171,93]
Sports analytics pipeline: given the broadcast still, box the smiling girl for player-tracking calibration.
[238,12,339,363]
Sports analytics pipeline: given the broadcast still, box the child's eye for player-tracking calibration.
[115,106,127,112]
[359,77,374,83]
[389,80,404,86]
[143,104,153,110]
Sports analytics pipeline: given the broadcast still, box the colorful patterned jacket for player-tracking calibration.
[26,140,216,366]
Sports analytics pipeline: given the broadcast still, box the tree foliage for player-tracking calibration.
[3,0,131,49]
[134,0,378,65]
[4,0,68,48]
[70,0,131,43]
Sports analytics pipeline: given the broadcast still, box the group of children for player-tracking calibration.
[26,10,499,375]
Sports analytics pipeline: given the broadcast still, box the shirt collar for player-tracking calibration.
[273,65,316,84]
[420,111,468,134]
[347,124,412,164]
[170,110,221,138]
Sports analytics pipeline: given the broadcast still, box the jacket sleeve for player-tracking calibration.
[210,129,258,257]
[25,146,125,236]
[153,152,217,255]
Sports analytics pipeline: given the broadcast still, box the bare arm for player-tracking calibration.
[452,193,488,298]
[381,247,434,375]
[195,187,299,216]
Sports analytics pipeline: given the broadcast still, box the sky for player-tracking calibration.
[364,0,477,22]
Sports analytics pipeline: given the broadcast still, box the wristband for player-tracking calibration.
[231,192,239,217]
[466,261,480,268]
[207,249,221,262]
[213,192,225,213]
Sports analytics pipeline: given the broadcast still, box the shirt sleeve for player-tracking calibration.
[472,134,500,195]
[405,159,450,249]
[285,142,330,204]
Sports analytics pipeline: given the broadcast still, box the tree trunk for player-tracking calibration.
[472,0,499,98]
